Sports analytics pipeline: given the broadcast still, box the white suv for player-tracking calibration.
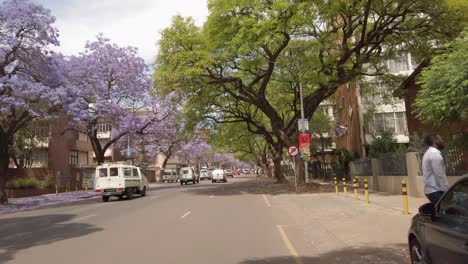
[211,169,227,183]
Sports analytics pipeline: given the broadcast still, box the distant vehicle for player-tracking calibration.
[233,169,240,176]
[95,164,149,202]
[408,175,468,264]
[179,167,199,185]
[224,169,234,177]
[200,169,211,180]
[250,168,255,173]
[242,169,250,174]
[161,169,178,183]
[212,169,227,183]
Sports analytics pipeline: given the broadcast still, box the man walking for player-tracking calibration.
[422,134,449,204]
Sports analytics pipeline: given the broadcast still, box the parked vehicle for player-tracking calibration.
[233,169,241,176]
[95,163,149,202]
[242,169,250,174]
[408,175,468,264]
[212,169,227,183]
[224,169,234,177]
[179,167,199,185]
[161,169,178,183]
[200,169,211,180]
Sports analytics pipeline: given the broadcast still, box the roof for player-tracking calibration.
[396,59,430,97]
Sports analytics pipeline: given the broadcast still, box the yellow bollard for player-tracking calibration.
[353,178,359,200]
[75,181,78,192]
[334,177,338,195]
[402,180,409,215]
[342,178,347,197]
[364,178,369,204]
[55,184,58,195]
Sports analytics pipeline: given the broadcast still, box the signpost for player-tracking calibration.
[288,146,299,157]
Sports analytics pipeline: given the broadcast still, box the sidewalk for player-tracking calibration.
[0,191,99,215]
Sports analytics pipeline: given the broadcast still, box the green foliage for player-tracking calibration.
[6,178,41,189]
[368,131,400,158]
[407,133,425,152]
[414,33,468,125]
[41,175,55,188]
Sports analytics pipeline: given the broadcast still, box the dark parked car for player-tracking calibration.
[408,175,468,264]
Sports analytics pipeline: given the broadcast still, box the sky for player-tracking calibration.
[37,0,209,64]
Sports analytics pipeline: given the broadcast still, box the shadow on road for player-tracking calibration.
[188,177,297,196]
[0,214,102,263]
[239,244,408,264]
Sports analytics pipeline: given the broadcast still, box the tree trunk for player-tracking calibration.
[0,132,10,204]
[159,151,172,179]
[273,156,286,183]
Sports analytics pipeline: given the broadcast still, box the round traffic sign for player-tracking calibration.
[288,146,299,157]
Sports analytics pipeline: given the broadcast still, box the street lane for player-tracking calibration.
[0,175,292,264]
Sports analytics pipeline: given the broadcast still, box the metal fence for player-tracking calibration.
[378,155,408,176]
[353,159,372,176]
[417,146,468,176]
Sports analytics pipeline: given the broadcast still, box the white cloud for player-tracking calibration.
[37,0,209,63]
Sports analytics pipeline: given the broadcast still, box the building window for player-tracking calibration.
[69,150,78,165]
[97,123,112,133]
[31,148,48,167]
[370,112,408,136]
[387,54,410,73]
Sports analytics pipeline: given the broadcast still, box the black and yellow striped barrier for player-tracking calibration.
[364,178,369,204]
[342,178,347,197]
[353,178,359,200]
[55,184,58,195]
[402,180,409,215]
[334,177,338,195]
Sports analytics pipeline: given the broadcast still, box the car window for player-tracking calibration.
[99,168,108,177]
[438,180,468,218]
[182,169,190,174]
[123,168,132,177]
[133,168,139,177]
[110,167,119,177]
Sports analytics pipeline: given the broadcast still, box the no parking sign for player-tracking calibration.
[288,146,299,157]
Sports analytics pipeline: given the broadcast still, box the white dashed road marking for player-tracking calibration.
[181,211,191,219]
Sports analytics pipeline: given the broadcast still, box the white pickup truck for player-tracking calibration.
[94,164,149,202]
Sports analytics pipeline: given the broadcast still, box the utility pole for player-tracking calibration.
[299,83,309,184]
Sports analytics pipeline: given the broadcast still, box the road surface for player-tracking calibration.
[0,175,409,264]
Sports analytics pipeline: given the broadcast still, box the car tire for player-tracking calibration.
[118,195,124,200]
[141,187,147,197]
[410,238,427,264]
[102,196,110,202]
[127,188,134,200]
[212,180,215,183]
[180,181,184,186]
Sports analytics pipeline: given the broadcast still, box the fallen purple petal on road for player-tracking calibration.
[0,191,99,215]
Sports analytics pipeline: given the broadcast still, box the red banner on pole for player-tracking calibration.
[298,133,310,148]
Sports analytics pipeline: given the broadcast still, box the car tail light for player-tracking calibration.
[117,188,124,191]
[96,189,102,193]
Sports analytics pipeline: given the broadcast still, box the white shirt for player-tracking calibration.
[422,147,449,194]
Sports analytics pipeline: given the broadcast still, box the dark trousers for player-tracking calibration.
[426,191,445,204]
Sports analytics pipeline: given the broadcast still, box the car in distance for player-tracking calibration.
[224,169,234,177]
[408,175,468,264]
[200,169,211,180]
[95,163,149,202]
[212,169,227,183]
[233,169,240,176]
[241,169,250,174]
[179,167,199,185]
[161,169,178,183]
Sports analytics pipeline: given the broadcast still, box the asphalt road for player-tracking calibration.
[0,174,409,264]
[0,175,293,264]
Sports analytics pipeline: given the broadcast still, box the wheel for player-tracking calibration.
[410,238,427,264]
[118,195,124,200]
[212,180,215,183]
[127,188,134,200]
[193,179,196,184]
[224,179,227,183]
[180,181,184,186]
[102,196,110,202]
[197,179,200,183]
[141,186,147,197]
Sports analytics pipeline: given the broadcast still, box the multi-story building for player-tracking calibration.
[333,53,417,157]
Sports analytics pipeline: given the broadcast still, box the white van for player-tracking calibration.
[94,164,149,202]
[212,169,227,183]
[179,167,199,185]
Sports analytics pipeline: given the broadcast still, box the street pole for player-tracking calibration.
[299,83,309,184]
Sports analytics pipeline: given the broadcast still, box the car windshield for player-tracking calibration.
[182,170,190,174]
[163,171,172,175]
